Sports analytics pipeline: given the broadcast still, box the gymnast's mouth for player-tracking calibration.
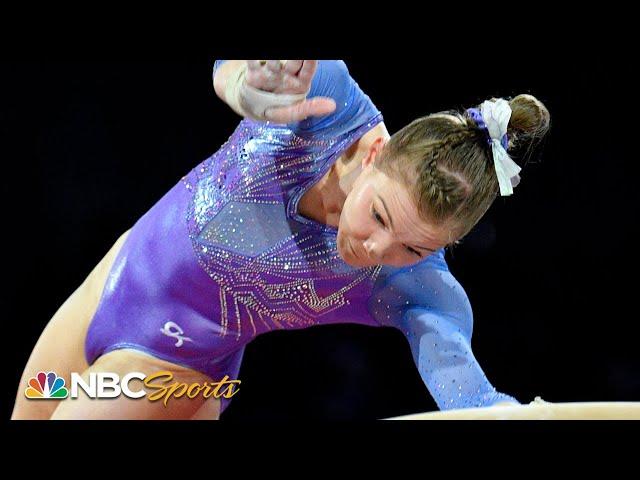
[349,239,369,262]
[348,239,359,259]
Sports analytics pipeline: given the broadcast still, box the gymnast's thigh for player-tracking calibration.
[49,348,222,420]
[11,229,131,420]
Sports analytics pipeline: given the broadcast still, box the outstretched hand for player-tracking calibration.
[245,60,337,123]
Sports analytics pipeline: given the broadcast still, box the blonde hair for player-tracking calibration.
[377,94,551,247]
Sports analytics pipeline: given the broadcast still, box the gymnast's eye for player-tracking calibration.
[372,208,385,226]
[372,206,422,258]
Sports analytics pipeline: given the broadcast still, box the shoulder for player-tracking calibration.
[369,249,450,310]
[368,249,474,333]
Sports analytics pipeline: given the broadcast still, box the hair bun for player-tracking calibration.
[507,94,551,151]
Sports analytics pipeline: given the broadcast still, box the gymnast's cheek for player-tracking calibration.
[342,188,371,237]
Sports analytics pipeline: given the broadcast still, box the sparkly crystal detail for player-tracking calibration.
[181,117,384,341]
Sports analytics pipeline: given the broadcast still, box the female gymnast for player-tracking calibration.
[12,60,550,420]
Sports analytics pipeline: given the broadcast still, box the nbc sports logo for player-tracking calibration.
[23,369,241,405]
[25,371,69,399]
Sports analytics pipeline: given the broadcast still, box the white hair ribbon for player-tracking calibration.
[480,99,522,196]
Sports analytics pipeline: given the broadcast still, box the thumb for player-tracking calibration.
[264,97,337,123]
[305,97,337,118]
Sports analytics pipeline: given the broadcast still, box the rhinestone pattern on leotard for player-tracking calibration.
[181,117,384,341]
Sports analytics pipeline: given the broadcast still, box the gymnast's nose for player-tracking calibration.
[363,234,393,263]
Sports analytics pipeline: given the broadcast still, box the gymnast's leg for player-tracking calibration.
[11,226,223,420]
[49,348,222,420]
[11,229,131,420]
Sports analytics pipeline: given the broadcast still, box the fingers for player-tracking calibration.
[283,60,303,75]
[266,60,283,74]
[245,61,280,92]
[248,60,286,75]
[242,60,330,121]
[264,97,337,124]
[246,60,265,71]
[297,60,318,85]
[247,60,317,93]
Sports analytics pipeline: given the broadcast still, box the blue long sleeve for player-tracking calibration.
[368,249,520,410]
[213,60,381,139]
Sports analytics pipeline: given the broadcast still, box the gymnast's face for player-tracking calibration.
[337,138,448,268]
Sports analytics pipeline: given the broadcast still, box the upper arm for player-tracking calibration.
[368,254,520,410]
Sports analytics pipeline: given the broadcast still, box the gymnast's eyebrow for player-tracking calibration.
[377,194,437,253]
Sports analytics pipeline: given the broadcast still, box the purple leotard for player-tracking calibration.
[85,61,518,414]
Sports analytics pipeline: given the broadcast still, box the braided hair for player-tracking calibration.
[376,94,550,247]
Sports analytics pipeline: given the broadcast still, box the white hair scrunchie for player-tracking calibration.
[479,99,522,196]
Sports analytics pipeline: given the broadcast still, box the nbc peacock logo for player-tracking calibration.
[25,371,69,399]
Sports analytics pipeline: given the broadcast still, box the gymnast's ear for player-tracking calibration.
[361,136,388,170]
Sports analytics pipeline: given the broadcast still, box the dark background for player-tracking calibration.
[2,55,637,420]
